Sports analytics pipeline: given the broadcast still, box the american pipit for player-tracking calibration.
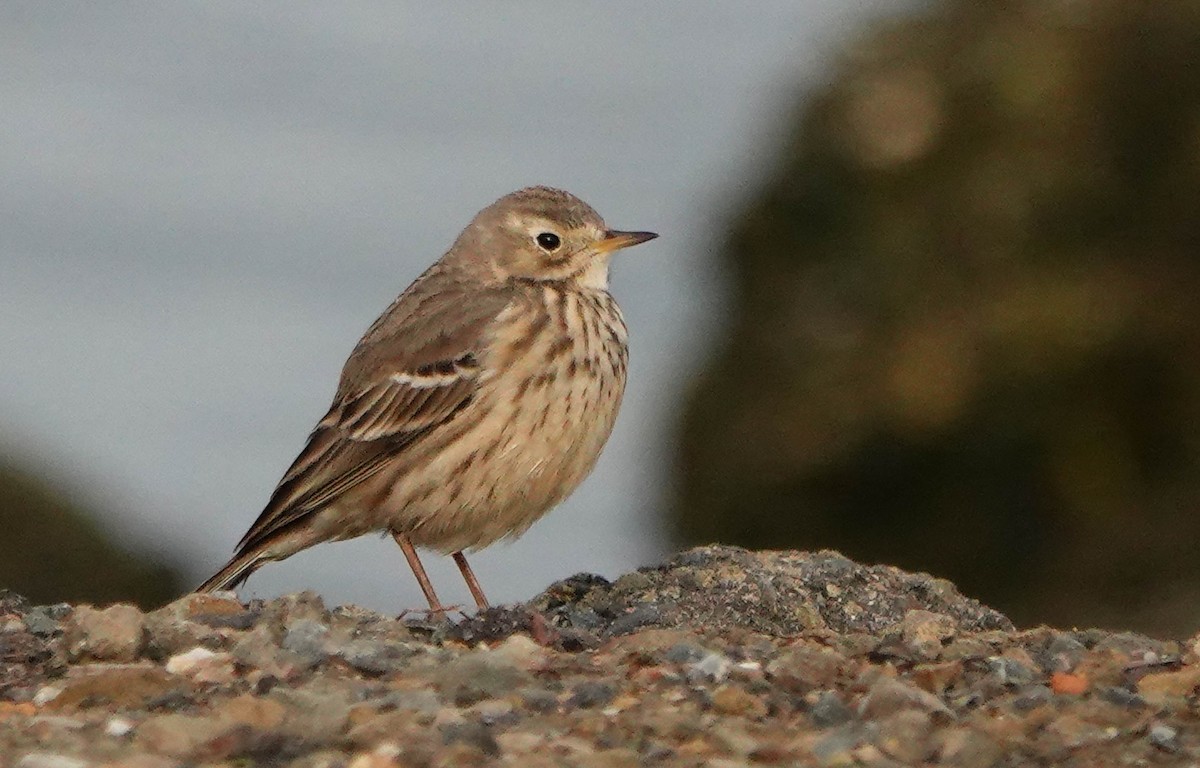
[198,186,656,613]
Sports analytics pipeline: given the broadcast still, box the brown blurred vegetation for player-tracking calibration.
[674,0,1200,636]
[0,462,182,608]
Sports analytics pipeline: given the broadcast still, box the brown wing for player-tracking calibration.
[233,272,511,555]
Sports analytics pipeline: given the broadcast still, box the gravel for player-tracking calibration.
[0,545,1196,766]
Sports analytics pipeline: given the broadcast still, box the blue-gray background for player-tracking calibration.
[0,3,891,610]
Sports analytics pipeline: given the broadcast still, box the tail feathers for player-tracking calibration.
[196,551,263,594]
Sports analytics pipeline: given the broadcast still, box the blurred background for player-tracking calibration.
[3,1,1198,637]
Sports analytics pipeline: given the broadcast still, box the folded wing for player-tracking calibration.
[232,278,511,556]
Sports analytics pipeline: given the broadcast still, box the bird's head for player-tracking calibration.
[448,186,657,289]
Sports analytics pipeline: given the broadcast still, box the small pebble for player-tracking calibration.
[1012,685,1053,711]
[1148,723,1179,752]
[32,686,62,706]
[766,644,844,692]
[1049,672,1088,695]
[340,640,414,675]
[487,633,544,669]
[164,646,237,683]
[23,606,68,637]
[988,655,1038,687]
[1098,686,1146,709]
[711,684,768,718]
[609,605,661,635]
[282,619,332,663]
[664,642,705,664]
[104,716,136,737]
[860,676,952,718]
[900,610,956,656]
[519,687,560,713]
[688,652,732,683]
[1042,634,1087,673]
[809,690,853,728]
[568,681,616,709]
[64,604,145,662]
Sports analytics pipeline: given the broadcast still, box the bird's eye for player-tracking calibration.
[535,232,561,252]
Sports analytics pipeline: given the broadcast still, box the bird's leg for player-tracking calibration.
[453,551,490,610]
[392,532,449,618]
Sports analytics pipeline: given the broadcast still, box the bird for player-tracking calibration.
[197,186,657,615]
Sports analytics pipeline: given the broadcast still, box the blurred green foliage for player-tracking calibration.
[0,463,181,608]
[674,0,1200,636]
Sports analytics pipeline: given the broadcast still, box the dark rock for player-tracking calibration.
[567,682,615,709]
[441,722,500,757]
[532,546,1011,640]
[559,607,606,632]
[608,605,663,636]
[663,642,705,664]
[1098,686,1147,709]
[445,605,560,647]
[1011,685,1053,711]
[539,573,612,608]
[809,690,854,728]
[553,627,601,651]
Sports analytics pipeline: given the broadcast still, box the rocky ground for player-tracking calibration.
[1,545,1197,767]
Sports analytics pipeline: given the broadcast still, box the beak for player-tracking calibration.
[595,229,659,254]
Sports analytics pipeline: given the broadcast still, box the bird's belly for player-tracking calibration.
[381,356,626,553]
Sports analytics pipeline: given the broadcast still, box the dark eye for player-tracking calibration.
[535,232,561,251]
